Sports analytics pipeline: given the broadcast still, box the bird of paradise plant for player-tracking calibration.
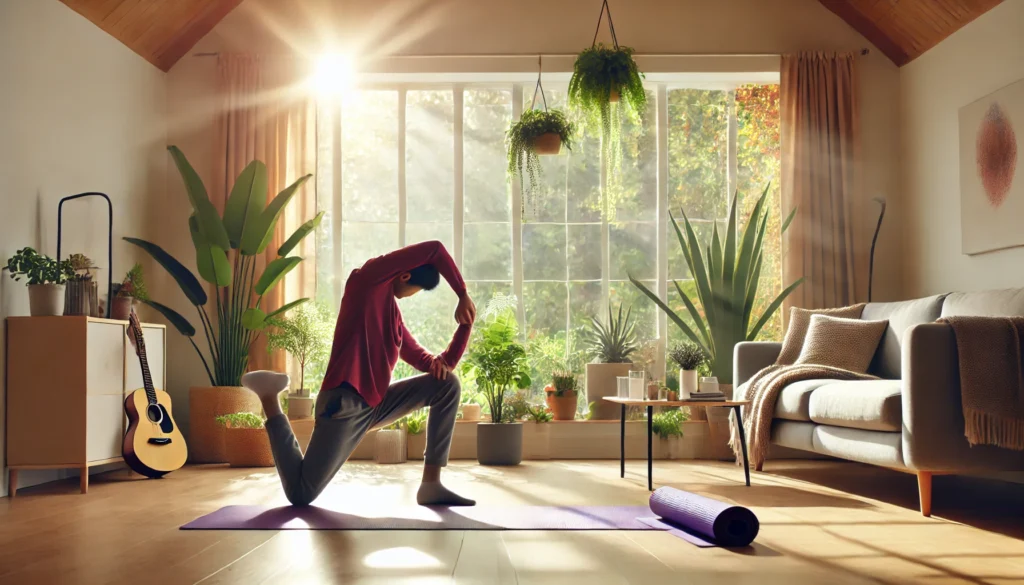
[125,146,323,387]
[630,184,801,384]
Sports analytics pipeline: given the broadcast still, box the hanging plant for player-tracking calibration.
[506,57,575,209]
[568,0,645,167]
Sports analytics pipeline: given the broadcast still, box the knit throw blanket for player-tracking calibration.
[729,364,876,470]
[939,316,1024,451]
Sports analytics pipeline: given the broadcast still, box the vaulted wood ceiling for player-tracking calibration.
[819,0,1003,66]
[59,0,1002,72]
[58,0,244,72]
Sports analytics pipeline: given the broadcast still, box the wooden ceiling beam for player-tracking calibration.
[819,0,910,65]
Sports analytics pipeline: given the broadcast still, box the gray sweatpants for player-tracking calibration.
[264,373,461,506]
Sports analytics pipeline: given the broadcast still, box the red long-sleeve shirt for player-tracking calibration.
[319,241,472,407]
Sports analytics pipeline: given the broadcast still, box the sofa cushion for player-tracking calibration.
[795,315,888,373]
[772,379,837,421]
[808,380,902,432]
[777,304,866,365]
[862,295,945,379]
[941,288,1024,318]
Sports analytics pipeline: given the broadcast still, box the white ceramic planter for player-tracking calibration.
[375,429,407,464]
[586,362,634,420]
[28,284,65,316]
[459,403,482,421]
[287,395,315,420]
[679,369,699,399]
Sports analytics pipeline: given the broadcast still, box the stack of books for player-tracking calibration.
[687,391,726,402]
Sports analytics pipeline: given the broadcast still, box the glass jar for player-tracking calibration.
[628,370,645,400]
[616,376,631,399]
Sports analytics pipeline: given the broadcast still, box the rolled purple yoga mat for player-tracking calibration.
[648,487,759,547]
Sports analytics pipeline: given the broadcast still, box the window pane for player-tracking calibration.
[463,223,511,280]
[466,282,514,311]
[566,133,602,223]
[407,90,454,222]
[612,90,657,222]
[406,223,453,251]
[610,222,656,281]
[464,89,512,222]
[610,280,657,343]
[666,280,704,352]
[342,222,398,276]
[668,89,728,220]
[523,224,566,281]
[667,220,724,281]
[568,281,603,334]
[525,281,567,338]
[567,224,602,281]
[342,90,398,221]
[399,286,460,356]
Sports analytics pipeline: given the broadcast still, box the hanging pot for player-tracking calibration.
[28,284,65,316]
[532,132,562,155]
[609,88,620,103]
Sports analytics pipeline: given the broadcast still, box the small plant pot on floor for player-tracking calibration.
[190,386,261,463]
[375,429,407,464]
[548,393,578,421]
[477,423,523,466]
[223,427,275,467]
[28,284,65,316]
[532,133,562,155]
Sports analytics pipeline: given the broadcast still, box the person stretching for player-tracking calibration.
[243,240,476,507]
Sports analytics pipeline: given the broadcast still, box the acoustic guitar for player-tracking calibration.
[123,310,187,477]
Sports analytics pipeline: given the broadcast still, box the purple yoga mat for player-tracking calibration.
[181,505,655,531]
[641,487,759,548]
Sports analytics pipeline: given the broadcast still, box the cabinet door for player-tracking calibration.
[125,326,166,393]
[87,321,126,396]
[86,395,124,462]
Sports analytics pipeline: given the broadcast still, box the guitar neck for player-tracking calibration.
[128,313,157,404]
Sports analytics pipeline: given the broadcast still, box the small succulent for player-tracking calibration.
[527,405,553,423]
[582,303,639,364]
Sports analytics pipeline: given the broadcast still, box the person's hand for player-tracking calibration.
[429,356,450,380]
[455,293,476,325]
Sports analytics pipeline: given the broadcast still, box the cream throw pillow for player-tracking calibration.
[776,304,866,365]
[795,314,888,373]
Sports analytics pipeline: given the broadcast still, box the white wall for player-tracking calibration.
[901,1,1024,297]
[159,0,903,424]
[0,0,167,496]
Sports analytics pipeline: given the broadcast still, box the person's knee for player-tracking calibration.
[443,373,461,401]
[284,484,314,507]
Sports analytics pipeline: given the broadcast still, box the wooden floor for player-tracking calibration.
[1,460,1023,584]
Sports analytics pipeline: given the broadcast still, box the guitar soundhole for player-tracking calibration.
[147,404,164,425]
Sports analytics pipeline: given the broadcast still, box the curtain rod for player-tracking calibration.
[193,49,869,58]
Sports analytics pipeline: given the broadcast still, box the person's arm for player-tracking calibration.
[399,323,435,373]
[357,241,467,297]
[438,324,472,369]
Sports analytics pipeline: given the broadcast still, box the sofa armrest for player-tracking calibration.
[734,342,781,387]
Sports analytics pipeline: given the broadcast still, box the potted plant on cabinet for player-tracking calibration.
[110,263,149,320]
[64,253,98,316]
[4,248,73,316]
[125,146,322,463]
[465,299,531,466]
[546,371,579,421]
[266,302,333,420]
[216,412,274,467]
[582,304,638,420]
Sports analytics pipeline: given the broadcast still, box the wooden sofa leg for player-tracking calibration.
[917,471,932,517]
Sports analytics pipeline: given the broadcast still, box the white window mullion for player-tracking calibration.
[453,85,465,268]
[656,84,669,383]
[564,136,572,359]
[332,96,344,304]
[600,136,610,318]
[398,88,407,247]
[511,84,526,330]
[727,89,738,210]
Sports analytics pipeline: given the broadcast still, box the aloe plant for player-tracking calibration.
[125,146,322,387]
[630,184,801,384]
[582,303,639,364]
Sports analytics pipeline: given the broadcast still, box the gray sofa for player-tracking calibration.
[734,288,1024,516]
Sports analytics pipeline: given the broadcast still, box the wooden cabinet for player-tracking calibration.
[5,316,166,495]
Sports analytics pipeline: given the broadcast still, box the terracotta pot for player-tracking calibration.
[586,362,634,420]
[667,390,678,401]
[532,132,562,155]
[375,429,408,464]
[549,392,578,421]
[109,296,135,321]
[28,284,64,316]
[647,383,660,401]
[477,422,523,466]
[609,88,620,102]
[223,427,275,467]
[460,403,482,421]
[189,386,261,463]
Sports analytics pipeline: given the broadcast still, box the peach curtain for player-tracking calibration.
[780,52,861,313]
[213,54,317,372]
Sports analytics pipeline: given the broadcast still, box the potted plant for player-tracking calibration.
[63,253,99,316]
[546,371,579,421]
[651,408,687,459]
[631,184,802,394]
[403,409,428,461]
[375,419,407,464]
[465,298,531,466]
[110,263,149,320]
[506,108,574,200]
[582,304,638,420]
[216,412,274,467]
[669,342,705,400]
[266,302,333,420]
[4,247,73,316]
[125,146,321,463]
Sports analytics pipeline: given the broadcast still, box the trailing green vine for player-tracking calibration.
[506,108,575,206]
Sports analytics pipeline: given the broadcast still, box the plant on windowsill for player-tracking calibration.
[464,297,531,465]
[216,412,273,467]
[266,302,334,420]
[4,247,74,316]
[125,145,322,464]
[111,263,149,320]
[581,303,638,420]
[526,405,553,423]
[546,371,579,421]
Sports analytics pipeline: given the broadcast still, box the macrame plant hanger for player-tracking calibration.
[531,55,549,113]
[591,0,620,51]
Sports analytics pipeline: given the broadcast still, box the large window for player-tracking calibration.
[316,77,781,393]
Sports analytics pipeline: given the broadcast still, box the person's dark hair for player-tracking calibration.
[407,264,440,291]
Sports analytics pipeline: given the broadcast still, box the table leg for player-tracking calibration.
[647,405,653,491]
[734,405,751,487]
[620,404,626,479]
